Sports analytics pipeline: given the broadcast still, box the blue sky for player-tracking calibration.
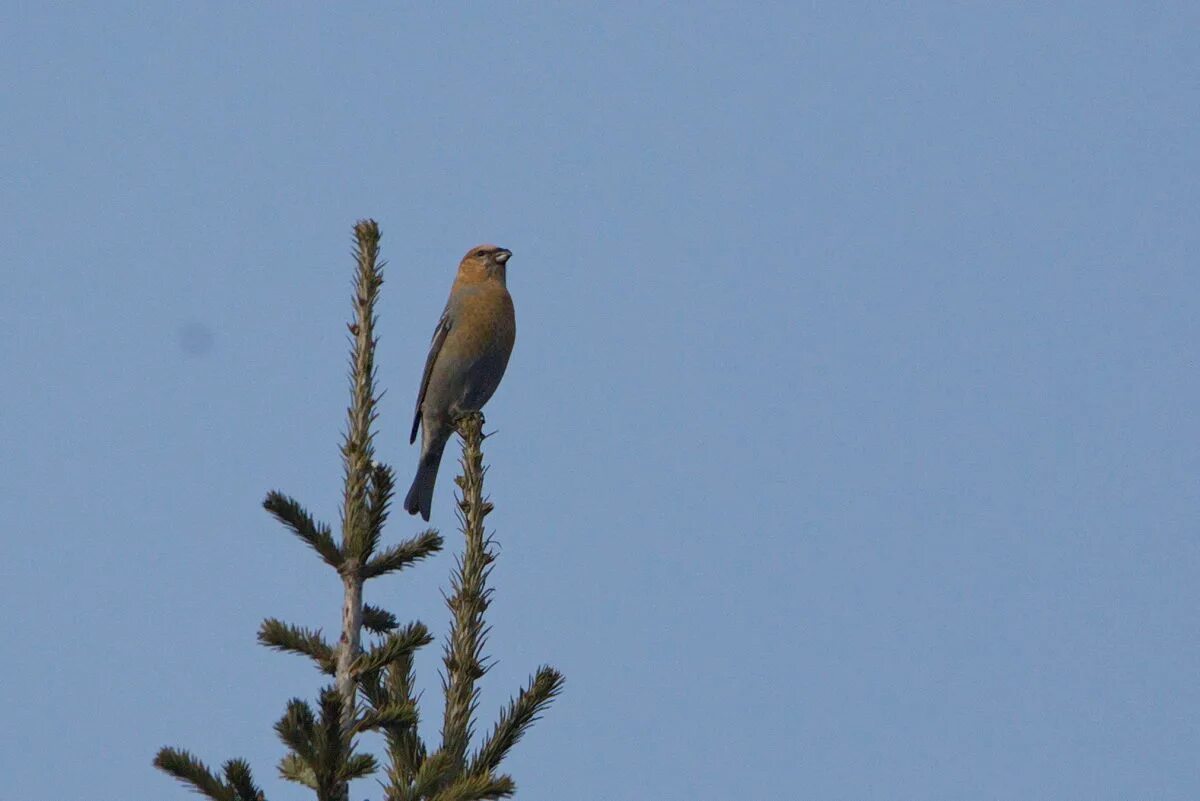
[2,3,1198,800]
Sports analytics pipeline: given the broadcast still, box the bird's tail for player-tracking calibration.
[404,434,448,521]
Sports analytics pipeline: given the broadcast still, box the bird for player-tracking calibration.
[404,244,516,520]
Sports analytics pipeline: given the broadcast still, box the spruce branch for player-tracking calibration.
[318,689,380,787]
[352,701,419,734]
[276,689,377,801]
[258,618,336,674]
[340,219,385,563]
[362,529,444,579]
[333,219,386,786]
[367,461,397,547]
[278,753,318,790]
[263,491,342,569]
[153,748,235,801]
[379,653,426,793]
[356,664,389,710]
[223,759,265,801]
[470,667,565,776]
[352,622,434,678]
[340,753,381,783]
[363,603,399,634]
[441,412,496,771]
[274,699,319,770]
[431,773,516,801]
[396,751,456,801]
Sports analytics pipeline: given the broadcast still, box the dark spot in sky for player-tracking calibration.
[178,321,215,357]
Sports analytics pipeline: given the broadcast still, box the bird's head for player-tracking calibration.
[458,244,512,283]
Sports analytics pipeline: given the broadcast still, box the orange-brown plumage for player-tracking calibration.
[404,244,516,520]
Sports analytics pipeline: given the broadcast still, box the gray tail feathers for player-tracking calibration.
[404,435,448,521]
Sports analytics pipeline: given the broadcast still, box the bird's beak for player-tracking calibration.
[495,249,512,264]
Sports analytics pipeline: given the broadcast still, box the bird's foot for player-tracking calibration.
[453,410,486,438]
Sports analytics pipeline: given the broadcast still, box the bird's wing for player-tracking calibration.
[410,311,452,443]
